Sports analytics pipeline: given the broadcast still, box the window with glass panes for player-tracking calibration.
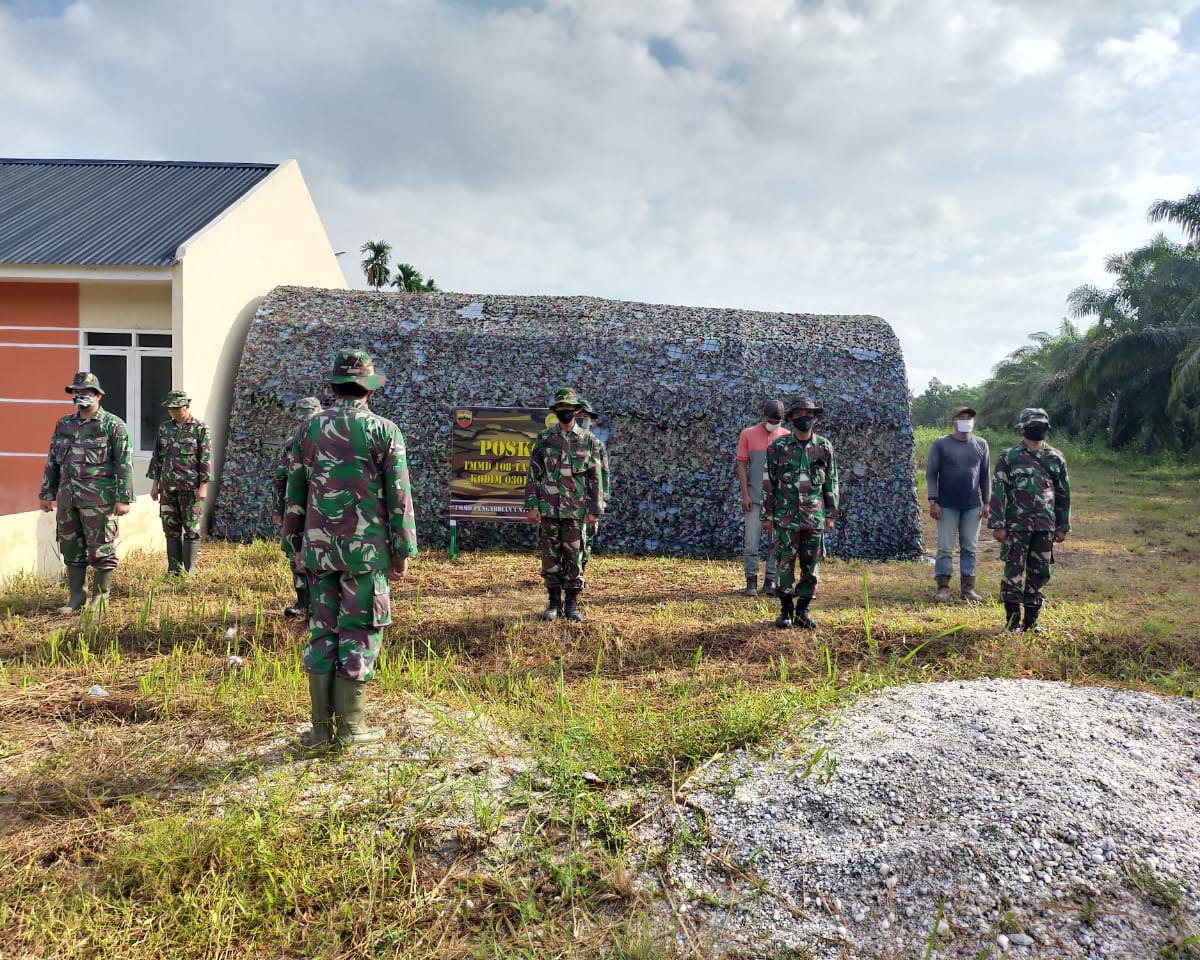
[81,331,173,453]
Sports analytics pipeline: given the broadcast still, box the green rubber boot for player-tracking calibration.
[333,676,384,747]
[300,672,335,749]
[88,568,115,611]
[56,564,89,614]
[166,538,183,576]
[180,539,198,575]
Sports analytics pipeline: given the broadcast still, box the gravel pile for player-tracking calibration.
[648,679,1200,958]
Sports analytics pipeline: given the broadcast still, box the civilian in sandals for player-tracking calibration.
[736,399,786,597]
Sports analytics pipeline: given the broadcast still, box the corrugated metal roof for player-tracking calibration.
[0,159,277,267]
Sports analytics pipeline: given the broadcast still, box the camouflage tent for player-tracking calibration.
[212,286,922,560]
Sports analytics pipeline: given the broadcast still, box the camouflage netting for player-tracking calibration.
[212,286,922,560]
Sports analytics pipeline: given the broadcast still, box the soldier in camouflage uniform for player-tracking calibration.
[148,390,212,577]
[38,372,134,613]
[524,387,606,622]
[762,398,839,629]
[284,350,417,748]
[273,397,323,617]
[988,407,1071,633]
[575,397,610,573]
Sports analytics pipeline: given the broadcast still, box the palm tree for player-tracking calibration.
[392,262,439,292]
[359,241,393,289]
[978,321,1086,434]
[1148,188,1200,246]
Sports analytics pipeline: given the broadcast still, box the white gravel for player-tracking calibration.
[645,679,1200,959]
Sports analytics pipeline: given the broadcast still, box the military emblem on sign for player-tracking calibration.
[456,409,473,429]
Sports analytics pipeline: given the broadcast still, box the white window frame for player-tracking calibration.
[80,329,174,455]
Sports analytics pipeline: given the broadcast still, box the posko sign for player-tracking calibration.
[447,406,553,521]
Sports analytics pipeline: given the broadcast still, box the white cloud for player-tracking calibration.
[2,0,1200,393]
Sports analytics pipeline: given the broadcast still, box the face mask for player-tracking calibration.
[765,419,782,431]
[1023,423,1048,441]
[791,416,814,433]
[576,417,591,431]
[955,419,974,433]
[72,393,97,409]
[555,409,575,424]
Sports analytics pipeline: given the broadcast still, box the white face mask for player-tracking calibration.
[955,419,975,433]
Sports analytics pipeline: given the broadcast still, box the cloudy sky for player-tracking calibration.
[2,0,1198,392]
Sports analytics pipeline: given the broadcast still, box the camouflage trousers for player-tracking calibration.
[57,501,119,569]
[1000,531,1054,608]
[774,528,823,601]
[539,518,586,590]
[303,570,391,681]
[582,520,599,568]
[159,488,202,540]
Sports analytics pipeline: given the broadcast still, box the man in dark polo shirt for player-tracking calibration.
[926,405,990,602]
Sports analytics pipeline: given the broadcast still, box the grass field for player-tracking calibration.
[1,428,1197,958]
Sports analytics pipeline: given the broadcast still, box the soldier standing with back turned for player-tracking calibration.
[148,389,212,576]
[284,350,417,749]
[38,372,134,612]
[988,407,1071,633]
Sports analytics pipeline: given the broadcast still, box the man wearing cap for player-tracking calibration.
[524,387,606,622]
[925,406,990,602]
[762,398,838,628]
[148,390,213,576]
[38,372,134,612]
[273,397,323,617]
[284,350,417,748]
[575,397,610,573]
[736,399,786,597]
[988,408,1071,633]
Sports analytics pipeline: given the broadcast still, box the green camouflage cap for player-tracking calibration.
[327,349,386,389]
[296,396,322,418]
[578,397,598,417]
[1017,407,1050,427]
[162,389,191,408]
[786,396,824,417]
[550,387,583,410]
[64,371,104,395]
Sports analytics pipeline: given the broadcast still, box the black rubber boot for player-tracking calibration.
[1004,601,1022,631]
[1022,604,1044,634]
[180,539,198,575]
[762,575,777,597]
[542,586,562,621]
[166,538,183,576]
[775,595,794,628]
[794,597,816,629]
[332,676,384,747]
[564,589,583,622]
[285,585,310,619]
[744,575,758,597]
[56,564,89,614]
[300,672,335,749]
[88,567,115,611]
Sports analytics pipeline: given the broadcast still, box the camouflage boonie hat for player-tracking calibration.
[64,371,104,395]
[328,349,386,389]
[1017,407,1050,427]
[162,389,191,408]
[786,396,824,417]
[550,387,583,410]
[296,396,322,417]
[578,397,598,417]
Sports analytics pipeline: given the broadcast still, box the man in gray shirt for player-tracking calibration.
[926,405,990,602]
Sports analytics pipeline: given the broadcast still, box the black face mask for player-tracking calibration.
[1023,423,1048,441]
[791,416,814,433]
[555,409,575,424]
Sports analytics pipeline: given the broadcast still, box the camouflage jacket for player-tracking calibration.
[523,424,606,520]
[282,398,419,573]
[39,408,134,507]
[988,443,1071,533]
[147,416,212,490]
[761,432,839,531]
[273,421,309,517]
[581,429,611,502]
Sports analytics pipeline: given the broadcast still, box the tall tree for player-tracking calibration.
[359,240,393,289]
[392,262,439,292]
[1148,188,1200,246]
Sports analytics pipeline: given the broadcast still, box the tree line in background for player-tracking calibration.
[359,240,440,292]
[911,187,1200,453]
